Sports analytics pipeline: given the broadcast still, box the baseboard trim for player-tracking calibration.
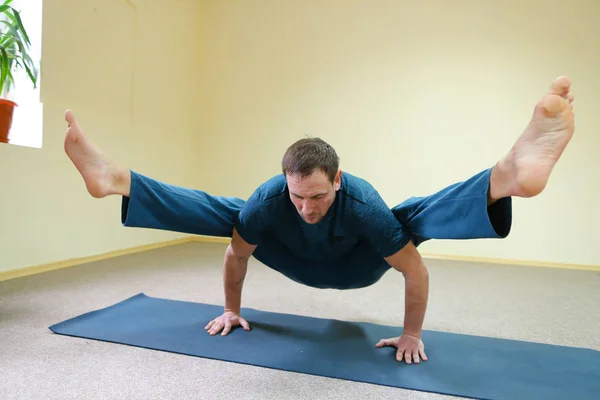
[419,253,600,272]
[0,237,196,282]
[2,236,597,282]
[192,236,230,244]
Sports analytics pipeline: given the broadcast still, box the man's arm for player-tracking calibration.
[353,188,429,363]
[205,228,257,336]
[384,240,429,338]
[223,227,257,314]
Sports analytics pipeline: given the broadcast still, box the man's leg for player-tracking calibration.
[120,171,244,236]
[64,110,243,237]
[392,168,512,246]
[393,76,575,246]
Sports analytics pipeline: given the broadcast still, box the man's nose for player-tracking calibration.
[303,200,316,213]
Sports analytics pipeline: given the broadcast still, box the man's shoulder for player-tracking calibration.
[338,172,378,204]
[253,174,287,202]
[238,174,287,224]
[243,174,287,213]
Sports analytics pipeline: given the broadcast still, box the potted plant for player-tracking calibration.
[0,0,38,144]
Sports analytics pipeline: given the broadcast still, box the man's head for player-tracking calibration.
[281,137,341,224]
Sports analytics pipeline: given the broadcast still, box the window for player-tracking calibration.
[1,0,42,148]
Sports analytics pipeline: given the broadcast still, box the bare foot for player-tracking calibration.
[64,110,131,198]
[490,76,575,201]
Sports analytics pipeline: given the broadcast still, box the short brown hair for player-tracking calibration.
[281,137,340,182]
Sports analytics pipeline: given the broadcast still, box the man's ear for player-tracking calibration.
[334,170,342,191]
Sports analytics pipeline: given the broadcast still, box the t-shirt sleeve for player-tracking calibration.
[358,191,411,258]
[235,191,266,245]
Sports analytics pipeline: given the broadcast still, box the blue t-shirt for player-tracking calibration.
[235,172,410,266]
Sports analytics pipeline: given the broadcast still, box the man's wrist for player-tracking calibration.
[403,330,422,339]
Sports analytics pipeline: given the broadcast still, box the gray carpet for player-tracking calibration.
[1,241,599,400]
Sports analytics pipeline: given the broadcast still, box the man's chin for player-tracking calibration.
[303,216,320,224]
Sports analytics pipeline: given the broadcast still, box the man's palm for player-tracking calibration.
[376,334,428,364]
[205,311,250,336]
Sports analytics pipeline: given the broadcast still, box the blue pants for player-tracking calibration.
[122,168,511,289]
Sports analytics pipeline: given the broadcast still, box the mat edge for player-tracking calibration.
[48,292,149,332]
[50,293,600,353]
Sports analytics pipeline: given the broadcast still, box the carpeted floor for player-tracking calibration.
[1,241,599,400]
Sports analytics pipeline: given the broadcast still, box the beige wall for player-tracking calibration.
[1,0,598,274]
[195,0,600,266]
[0,0,202,273]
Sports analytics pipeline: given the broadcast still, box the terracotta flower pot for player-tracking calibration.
[0,98,17,143]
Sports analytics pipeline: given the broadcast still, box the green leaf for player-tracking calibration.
[0,45,9,94]
[23,62,35,87]
[0,1,39,91]
[22,52,37,79]
[8,7,29,45]
[0,35,25,54]
[6,68,13,92]
[0,20,24,48]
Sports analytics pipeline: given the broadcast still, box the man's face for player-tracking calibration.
[287,169,341,224]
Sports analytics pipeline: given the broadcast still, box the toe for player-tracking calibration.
[65,109,79,127]
[540,93,567,116]
[549,76,571,97]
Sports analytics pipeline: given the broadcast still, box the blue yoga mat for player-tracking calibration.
[49,293,600,400]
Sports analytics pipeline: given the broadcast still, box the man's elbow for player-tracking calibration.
[225,244,244,262]
[225,243,253,263]
[404,261,429,281]
[385,241,428,278]
[227,228,257,260]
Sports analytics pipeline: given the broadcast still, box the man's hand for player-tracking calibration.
[383,241,429,349]
[205,310,250,336]
[208,228,256,337]
[376,334,428,364]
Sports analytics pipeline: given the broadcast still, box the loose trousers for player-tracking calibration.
[121,168,511,289]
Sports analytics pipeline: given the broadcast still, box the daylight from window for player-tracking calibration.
[2,0,43,148]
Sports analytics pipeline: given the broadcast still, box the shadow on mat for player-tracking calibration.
[248,319,370,342]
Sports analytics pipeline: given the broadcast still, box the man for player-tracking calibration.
[64,76,575,365]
